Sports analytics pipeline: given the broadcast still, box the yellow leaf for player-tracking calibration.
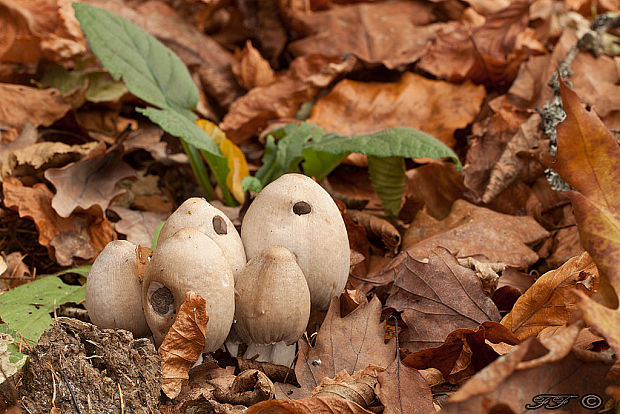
[196,119,249,203]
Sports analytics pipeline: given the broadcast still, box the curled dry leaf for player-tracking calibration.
[441,325,614,413]
[386,248,501,352]
[233,40,276,89]
[457,257,507,294]
[2,176,116,265]
[376,357,435,414]
[1,141,98,180]
[159,291,209,399]
[285,1,436,69]
[0,0,85,64]
[402,322,519,384]
[311,365,382,409]
[45,143,137,218]
[501,252,598,341]
[347,210,400,254]
[544,80,620,359]
[308,72,485,147]
[135,245,153,282]
[402,199,549,268]
[212,369,274,406]
[221,54,357,143]
[246,397,373,414]
[0,84,71,131]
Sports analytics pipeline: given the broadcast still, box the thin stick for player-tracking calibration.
[118,383,124,414]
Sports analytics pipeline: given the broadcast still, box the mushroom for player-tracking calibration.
[241,173,350,310]
[234,245,310,366]
[86,240,150,337]
[157,197,246,277]
[142,227,235,351]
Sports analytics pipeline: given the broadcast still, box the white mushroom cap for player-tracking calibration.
[86,240,150,337]
[142,227,235,352]
[234,246,310,346]
[157,197,246,277]
[241,174,350,310]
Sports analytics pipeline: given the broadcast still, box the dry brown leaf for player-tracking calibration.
[109,206,167,247]
[283,296,395,399]
[160,291,209,399]
[233,40,276,89]
[385,249,501,353]
[402,322,520,383]
[501,252,598,341]
[212,369,274,406]
[402,161,464,221]
[247,397,373,413]
[418,0,541,86]
[285,1,436,69]
[0,251,32,289]
[402,199,549,268]
[441,325,615,413]
[221,54,356,143]
[308,72,485,147]
[0,0,85,64]
[124,122,187,165]
[347,210,400,254]
[311,365,381,409]
[0,84,70,131]
[0,121,37,161]
[44,143,136,217]
[375,357,435,414]
[1,141,98,179]
[135,245,152,282]
[2,176,116,265]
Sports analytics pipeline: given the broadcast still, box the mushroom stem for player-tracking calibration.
[244,342,297,368]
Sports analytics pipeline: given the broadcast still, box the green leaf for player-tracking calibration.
[84,72,128,102]
[242,176,263,193]
[151,221,165,250]
[138,107,222,157]
[367,156,406,217]
[73,2,198,111]
[310,127,462,170]
[0,277,85,345]
[255,123,327,185]
[41,64,85,94]
[301,147,348,181]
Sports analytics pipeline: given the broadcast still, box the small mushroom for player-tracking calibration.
[85,240,150,337]
[157,198,246,277]
[241,173,350,310]
[142,227,235,351]
[234,246,310,366]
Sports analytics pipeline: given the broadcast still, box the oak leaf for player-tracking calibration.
[286,296,395,399]
[386,249,501,352]
[159,291,209,399]
[108,206,166,247]
[44,143,136,217]
[0,84,70,131]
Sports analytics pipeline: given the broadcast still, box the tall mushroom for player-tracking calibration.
[157,197,246,277]
[234,245,310,366]
[86,240,150,337]
[142,227,235,351]
[241,174,350,310]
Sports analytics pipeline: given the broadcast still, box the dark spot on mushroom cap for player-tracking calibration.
[293,201,311,215]
[150,286,174,316]
[213,215,227,235]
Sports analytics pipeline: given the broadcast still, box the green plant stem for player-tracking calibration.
[181,139,215,200]
[201,149,237,206]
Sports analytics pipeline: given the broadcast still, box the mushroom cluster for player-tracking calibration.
[85,174,350,365]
